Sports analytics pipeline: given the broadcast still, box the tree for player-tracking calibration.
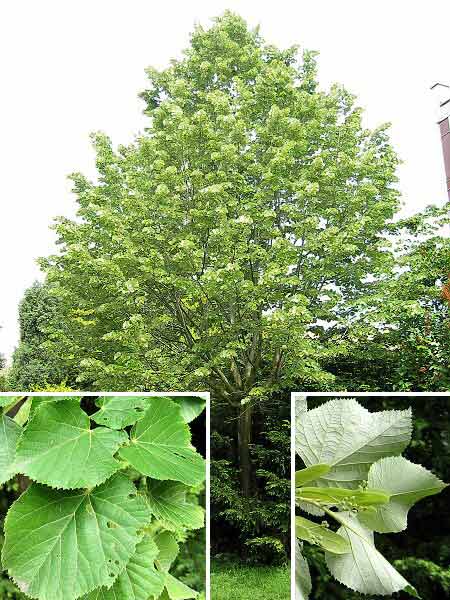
[211,391,290,562]
[8,281,74,390]
[42,12,399,496]
[322,207,450,392]
[0,350,7,392]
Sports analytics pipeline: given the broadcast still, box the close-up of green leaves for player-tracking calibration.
[295,397,448,599]
[0,395,206,600]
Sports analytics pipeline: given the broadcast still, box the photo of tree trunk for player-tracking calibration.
[210,393,290,598]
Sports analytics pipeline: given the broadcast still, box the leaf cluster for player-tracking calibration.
[0,395,206,600]
[295,397,448,599]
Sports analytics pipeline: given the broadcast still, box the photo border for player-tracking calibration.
[0,391,211,600]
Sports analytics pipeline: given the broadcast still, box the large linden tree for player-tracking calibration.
[42,13,399,495]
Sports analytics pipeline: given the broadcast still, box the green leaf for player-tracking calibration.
[2,473,151,600]
[154,531,179,572]
[165,573,198,599]
[13,398,32,426]
[83,536,165,600]
[295,516,350,554]
[91,396,150,429]
[360,456,448,533]
[295,465,331,487]
[0,415,21,485]
[295,395,308,419]
[172,396,206,423]
[119,397,204,486]
[296,399,411,488]
[131,531,194,599]
[0,396,24,410]
[147,480,204,531]
[14,399,128,489]
[297,486,390,508]
[296,542,311,600]
[29,396,77,419]
[90,395,206,430]
[296,471,328,518]
[325,512,419,597]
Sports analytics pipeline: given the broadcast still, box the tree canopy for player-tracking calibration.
[8,281,73,390]
[32,11,407,496]
[41,12,399,399]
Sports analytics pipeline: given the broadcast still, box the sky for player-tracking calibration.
[1,0,449,361]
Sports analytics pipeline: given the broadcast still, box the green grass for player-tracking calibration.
[211,560,290,600]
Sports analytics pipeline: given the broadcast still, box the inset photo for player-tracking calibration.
[0,392,208,600]
[210,393,290,600]
[293,393,450,600]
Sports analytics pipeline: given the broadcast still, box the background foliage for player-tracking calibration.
[211,391,290,564]
[7,282,74,391]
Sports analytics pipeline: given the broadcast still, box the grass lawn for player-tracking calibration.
[211,559,290,600]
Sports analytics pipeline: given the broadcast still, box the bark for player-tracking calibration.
[238,401,253,497]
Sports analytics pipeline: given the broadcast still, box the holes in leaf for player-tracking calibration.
[128,493,136,499]
[107,521,118,529]
[114,560,119,566]
[135,407,144,413]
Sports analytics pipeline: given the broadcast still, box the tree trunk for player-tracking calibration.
[238,401,252,497]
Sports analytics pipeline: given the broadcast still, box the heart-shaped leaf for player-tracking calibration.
[119,397,204,486]
[325,512,419,597]
[147,479,204,531]
[14,400,128,489]
[154,531,179,572]
[2,474,151,600]
[91,396,150,430]
[297,399,411,488]
[172,396,206,423]
[360,456,448,533]
[154,532,198,599]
